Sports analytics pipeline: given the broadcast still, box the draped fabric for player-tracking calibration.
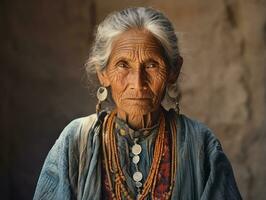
[33,111,242,200]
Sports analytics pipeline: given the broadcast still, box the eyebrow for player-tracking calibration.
[111,55,162,62]
[111,56,132,63]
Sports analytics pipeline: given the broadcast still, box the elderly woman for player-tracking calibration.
[34,7,242,200]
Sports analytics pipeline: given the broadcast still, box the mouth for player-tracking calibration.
[125,98,151,100]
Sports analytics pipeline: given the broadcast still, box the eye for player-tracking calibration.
[116,61,129,69]
[145,61,158,69]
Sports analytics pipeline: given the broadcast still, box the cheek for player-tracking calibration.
[108,70,128,102]
[108,68,126,85]
[148,69,168,96]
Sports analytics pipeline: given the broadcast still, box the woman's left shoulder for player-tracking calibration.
[180,114,214,134]
[172,112,221,148]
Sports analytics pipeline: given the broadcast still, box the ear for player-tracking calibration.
[97,69,111,87]
[167,56,183,84]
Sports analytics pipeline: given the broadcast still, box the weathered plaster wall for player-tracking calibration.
[0,0,265,199]
[0,0,96,199]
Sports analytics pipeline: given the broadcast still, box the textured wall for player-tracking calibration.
[0,0,265,199]
[0,0,96,199]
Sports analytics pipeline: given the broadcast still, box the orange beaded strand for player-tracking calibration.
[102,110,178,200]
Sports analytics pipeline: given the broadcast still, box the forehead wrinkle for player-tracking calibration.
[116,35,158,43]
[112,42,160,53]
[112,41,163,56]
[112,32,162,48]
[111,47,165,66]
[110,48,137,63]
[143,49,163,60]
[110,32,165,64]
[112,28,163,47]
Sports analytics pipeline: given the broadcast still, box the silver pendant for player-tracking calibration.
[132,155,140,164]
[133,171,143,182]
[135,181,142,188]
[96,87,108,102]
[132,144,142,155]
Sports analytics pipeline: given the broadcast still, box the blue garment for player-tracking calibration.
[33,111,242,200]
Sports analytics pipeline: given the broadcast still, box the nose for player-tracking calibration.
[129,68,147,90]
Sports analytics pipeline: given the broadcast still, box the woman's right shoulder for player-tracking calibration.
[34,113,100,199]
[54,113,99,146]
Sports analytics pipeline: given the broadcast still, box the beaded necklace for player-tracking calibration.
[102,110,177,200]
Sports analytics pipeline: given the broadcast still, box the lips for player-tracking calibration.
[125,98,151,100]
[122,91,154,101]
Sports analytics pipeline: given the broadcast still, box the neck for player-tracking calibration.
[116,107,162,130]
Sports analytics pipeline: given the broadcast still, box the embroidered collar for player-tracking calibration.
[114,117,159,139]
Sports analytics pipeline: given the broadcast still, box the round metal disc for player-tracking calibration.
[132,144,142,155]
[133,171,143,182]
[135,181,142,188]
[132,155,140,164]
[96,87,108,102]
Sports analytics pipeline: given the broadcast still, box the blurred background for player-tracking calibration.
[0,0,265,199]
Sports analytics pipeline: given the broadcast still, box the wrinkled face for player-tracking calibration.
[98,29,174,115]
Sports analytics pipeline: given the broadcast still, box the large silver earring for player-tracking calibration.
[167,84,181,115]
[96,86,108,114]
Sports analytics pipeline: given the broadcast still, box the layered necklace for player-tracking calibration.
[102,110,177,200]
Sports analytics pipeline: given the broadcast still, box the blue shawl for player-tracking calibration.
[33,111,242,200]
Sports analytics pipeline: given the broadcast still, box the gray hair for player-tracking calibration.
[86,7,181,74]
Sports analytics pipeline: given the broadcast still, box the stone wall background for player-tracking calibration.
[0,0,96,199]
[0,0,265,199]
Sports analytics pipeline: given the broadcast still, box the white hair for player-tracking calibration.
[86,7,181,74]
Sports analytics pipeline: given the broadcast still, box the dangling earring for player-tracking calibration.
[96,86,108,114]
[175,101,180,115]
[167,83,181,115]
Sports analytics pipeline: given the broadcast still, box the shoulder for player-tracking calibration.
[177,113,214,138]
[54,112,109,154]
[179,114,209,132]
[57,113,98,142]
[63,113,98,134]
[44,113,99,162]
[174,113,222,152]
[40,113,99,173]
[34,114,99,199]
